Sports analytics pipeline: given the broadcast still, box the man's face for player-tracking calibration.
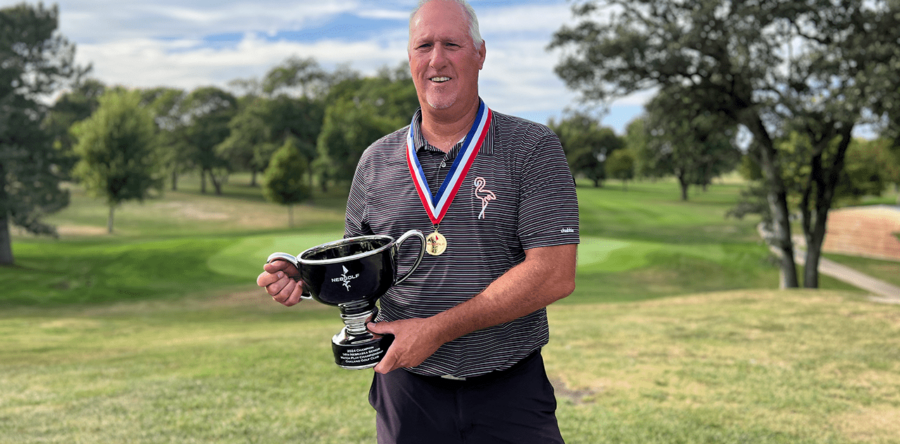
[408,0,486,113]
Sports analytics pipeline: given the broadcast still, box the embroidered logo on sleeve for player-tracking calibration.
[473,177,496,220]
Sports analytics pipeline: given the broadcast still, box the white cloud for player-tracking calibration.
[2,0,647,130]
[54,0,365,42]
[77,34,411,90]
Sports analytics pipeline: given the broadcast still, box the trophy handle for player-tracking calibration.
[393,230,426,286]
[265,252,312,299]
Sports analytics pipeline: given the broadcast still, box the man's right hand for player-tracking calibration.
[257,260,306,306]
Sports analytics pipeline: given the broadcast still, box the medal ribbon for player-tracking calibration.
[406,101,492,225]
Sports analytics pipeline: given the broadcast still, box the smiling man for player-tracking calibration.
[258,0,579,442]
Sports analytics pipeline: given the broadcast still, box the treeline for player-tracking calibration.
[550,100,900,204]
[49,60,417,222]
[0,3,419,265]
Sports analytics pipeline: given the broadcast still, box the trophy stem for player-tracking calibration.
[333,303,391,369]
[339,302,376,338]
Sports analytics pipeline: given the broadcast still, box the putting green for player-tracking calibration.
[209,231,345,280]
[211,232,737,290]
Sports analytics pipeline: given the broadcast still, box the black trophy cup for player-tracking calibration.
[266,230,425,369]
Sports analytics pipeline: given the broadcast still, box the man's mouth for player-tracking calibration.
[430,77,451,83]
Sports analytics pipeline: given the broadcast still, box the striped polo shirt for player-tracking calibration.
[345,106,580,378]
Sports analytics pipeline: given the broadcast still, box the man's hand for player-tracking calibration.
[367,318,447,374]
[256,260,306,306]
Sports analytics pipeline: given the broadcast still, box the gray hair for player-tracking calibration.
[409,0,484,50]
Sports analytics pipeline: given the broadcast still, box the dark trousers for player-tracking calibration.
[368,351,565,444]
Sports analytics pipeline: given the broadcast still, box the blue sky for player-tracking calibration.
[3,0,648,133]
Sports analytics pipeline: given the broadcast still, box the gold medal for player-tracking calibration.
[426,230,447,256]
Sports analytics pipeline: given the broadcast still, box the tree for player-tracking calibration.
[216,96,272,187]
[43,78,105,178]
[550,0,900,288]
[141,87,190,191]
[181,87,237,195]
[263,138,310,227]
[624,117,669,181]
[72,89,163,233]
[548,112,622,187]
[606,149,635,190]
[317,67,418,186]
[224,58,333,190]
[262,56,329,99]
[0,3,85,265]
[639,87,741,200]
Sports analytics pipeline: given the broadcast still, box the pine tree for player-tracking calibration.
[0,3,85,265]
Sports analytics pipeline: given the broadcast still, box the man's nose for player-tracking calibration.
[429,45,448,69]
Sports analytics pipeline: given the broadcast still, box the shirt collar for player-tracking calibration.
[410,105,495,160]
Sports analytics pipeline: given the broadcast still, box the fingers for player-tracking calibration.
[257,268,306,306]
[374,342,399,374]
[366,321,389,335]
[283,280,307,306]
[368,322,401,373]
[264,259,299,277]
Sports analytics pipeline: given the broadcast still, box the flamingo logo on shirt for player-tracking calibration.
[473,177,496,220]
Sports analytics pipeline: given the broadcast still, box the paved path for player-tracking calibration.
[758,224,900,303]
[791,249,900,304]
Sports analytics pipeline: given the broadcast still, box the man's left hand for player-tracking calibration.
[367,318,445,374]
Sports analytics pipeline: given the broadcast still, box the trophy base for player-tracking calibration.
[331,327,394,370]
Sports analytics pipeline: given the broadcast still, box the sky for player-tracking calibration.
[2,0,648,133]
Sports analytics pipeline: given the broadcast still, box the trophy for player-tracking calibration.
[266,230,426,369]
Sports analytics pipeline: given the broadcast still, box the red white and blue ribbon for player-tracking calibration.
[406,101,492,225]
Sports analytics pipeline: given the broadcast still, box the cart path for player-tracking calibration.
[791,249,900,304]
[758,224,900,303]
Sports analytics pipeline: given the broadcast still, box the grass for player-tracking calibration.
[576,179,761,244]
[824,253,900,288]
[547,289,900,443]
[1,173,893,442]
[38,173,346,238]
[1,289,897,443]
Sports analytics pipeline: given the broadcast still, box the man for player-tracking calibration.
[257,0,578,442]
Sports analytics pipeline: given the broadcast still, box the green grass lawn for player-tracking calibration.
[2,289,897,443]
[2,174,894,442]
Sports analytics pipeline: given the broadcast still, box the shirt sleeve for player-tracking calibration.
[516,130,580,250]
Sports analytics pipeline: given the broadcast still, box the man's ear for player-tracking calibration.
[478,40,486,70]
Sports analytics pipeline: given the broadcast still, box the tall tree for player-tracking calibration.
[216,96,273,187]
[263,56,328,99]
[181,87,237,195]
[0,3,85,265]
[317,67,418,186]
[548,112,622,187]
[550,0,900,288]
[72,89,163,233]
[141,87,189,191]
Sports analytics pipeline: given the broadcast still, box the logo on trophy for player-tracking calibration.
[266,230,426,369]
